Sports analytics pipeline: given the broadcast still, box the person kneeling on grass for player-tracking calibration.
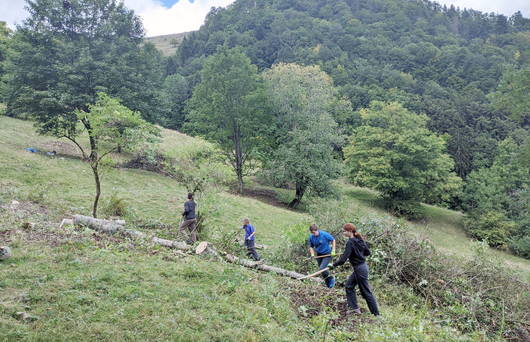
[242,218,261,261]
[328,223,380,316]
[308,224,336,288]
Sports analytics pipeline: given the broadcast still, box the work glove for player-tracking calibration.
[327,263,334,270]
[331,249,336,257]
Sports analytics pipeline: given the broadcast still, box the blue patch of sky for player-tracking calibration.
[159,0,195,8]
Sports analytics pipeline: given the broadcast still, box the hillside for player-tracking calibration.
[1,116,529,341]
[145,32,191,56]
[171,0,530,178]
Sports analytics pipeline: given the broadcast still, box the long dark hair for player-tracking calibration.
[343,223,363,239]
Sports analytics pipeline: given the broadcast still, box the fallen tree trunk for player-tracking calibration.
[73,215,124,234]
[223,254,321,283]
[72,215,321,283]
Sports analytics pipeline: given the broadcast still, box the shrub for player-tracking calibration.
[464,211,516,249]
[102,194,128,217]
[382,198,424,220]
[285,201,530,341]
[122,148,176,177]
[509,234,530,259]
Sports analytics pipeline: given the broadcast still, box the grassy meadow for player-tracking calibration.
[1,116,528,341]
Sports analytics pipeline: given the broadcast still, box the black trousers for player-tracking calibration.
[345,263,380,315]
[245,239,260,261]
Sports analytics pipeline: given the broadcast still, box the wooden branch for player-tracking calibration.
[63,136,87,160]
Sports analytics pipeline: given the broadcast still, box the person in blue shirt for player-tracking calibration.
[308,224,336,288]
[242,218,261,261]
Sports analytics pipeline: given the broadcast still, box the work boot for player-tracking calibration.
[327,276,335,289]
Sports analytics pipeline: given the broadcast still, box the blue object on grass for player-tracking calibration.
[25,147,38,153]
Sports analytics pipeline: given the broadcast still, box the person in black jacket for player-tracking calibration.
[328,223,380,316]
[179,193,197,243]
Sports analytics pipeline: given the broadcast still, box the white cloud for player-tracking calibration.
[1,0,529,36]
[434,0,529,16]
[0,0,236,36]
[0,0,28,28]
[131,0,236,37]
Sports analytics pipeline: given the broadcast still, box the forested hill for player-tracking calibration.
[169,0,530,178]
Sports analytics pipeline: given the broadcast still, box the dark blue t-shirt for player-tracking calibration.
[308,230,334,255]
[242,224,255,241]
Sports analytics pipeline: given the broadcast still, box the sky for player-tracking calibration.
[1,0,529,37]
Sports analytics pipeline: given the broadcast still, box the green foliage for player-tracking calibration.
[464,211,517,248]
[462,138,530,255]
[159,73,190,129]
[3,0,165,126]
[185,47,269,192]
[174,0,529,178]
[102,194,129,217]
[345,101,462,218]
[74,93,159,217]
[262,63,343,208]
[292,200,530,340]
[489,67,530,123]
[0,21,11,95]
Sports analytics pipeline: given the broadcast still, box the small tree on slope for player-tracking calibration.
[70,93,158,217]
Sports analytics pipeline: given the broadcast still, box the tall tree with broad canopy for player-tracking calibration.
[72,93,159,218]
[263,63,342,208]
[185,47,268,193]
[489,67,530,125]
[4,0,165,127]
[344,101,462,218]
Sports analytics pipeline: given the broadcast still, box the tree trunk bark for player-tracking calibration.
[234,123,244,193]
[91,165,101,218]
[288,182,306,208]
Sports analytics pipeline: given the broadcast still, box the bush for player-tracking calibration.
[285,201,530,341]
[122,148,176,177]
[509,234,530,259]
[383,198,424,220]
[102,194,128,217]
[464,211,516,249]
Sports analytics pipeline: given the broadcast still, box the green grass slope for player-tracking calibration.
[0,116,527,341]
[145,32,191,56]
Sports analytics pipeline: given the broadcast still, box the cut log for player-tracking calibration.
[222,254,321,283]
[73,215,124,234]
[196,241,209,255]
[152,237,192,251]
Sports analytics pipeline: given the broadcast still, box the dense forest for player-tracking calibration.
[0,0,528,257]
[173,0,529,177]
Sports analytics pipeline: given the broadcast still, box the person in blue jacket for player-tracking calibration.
[308,224,336,288]
[242,218,261,261]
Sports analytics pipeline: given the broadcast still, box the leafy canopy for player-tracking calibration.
[4,0,164,129]
[263,63,342,208]
[185,47,268,192]
[344,101,461,216]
